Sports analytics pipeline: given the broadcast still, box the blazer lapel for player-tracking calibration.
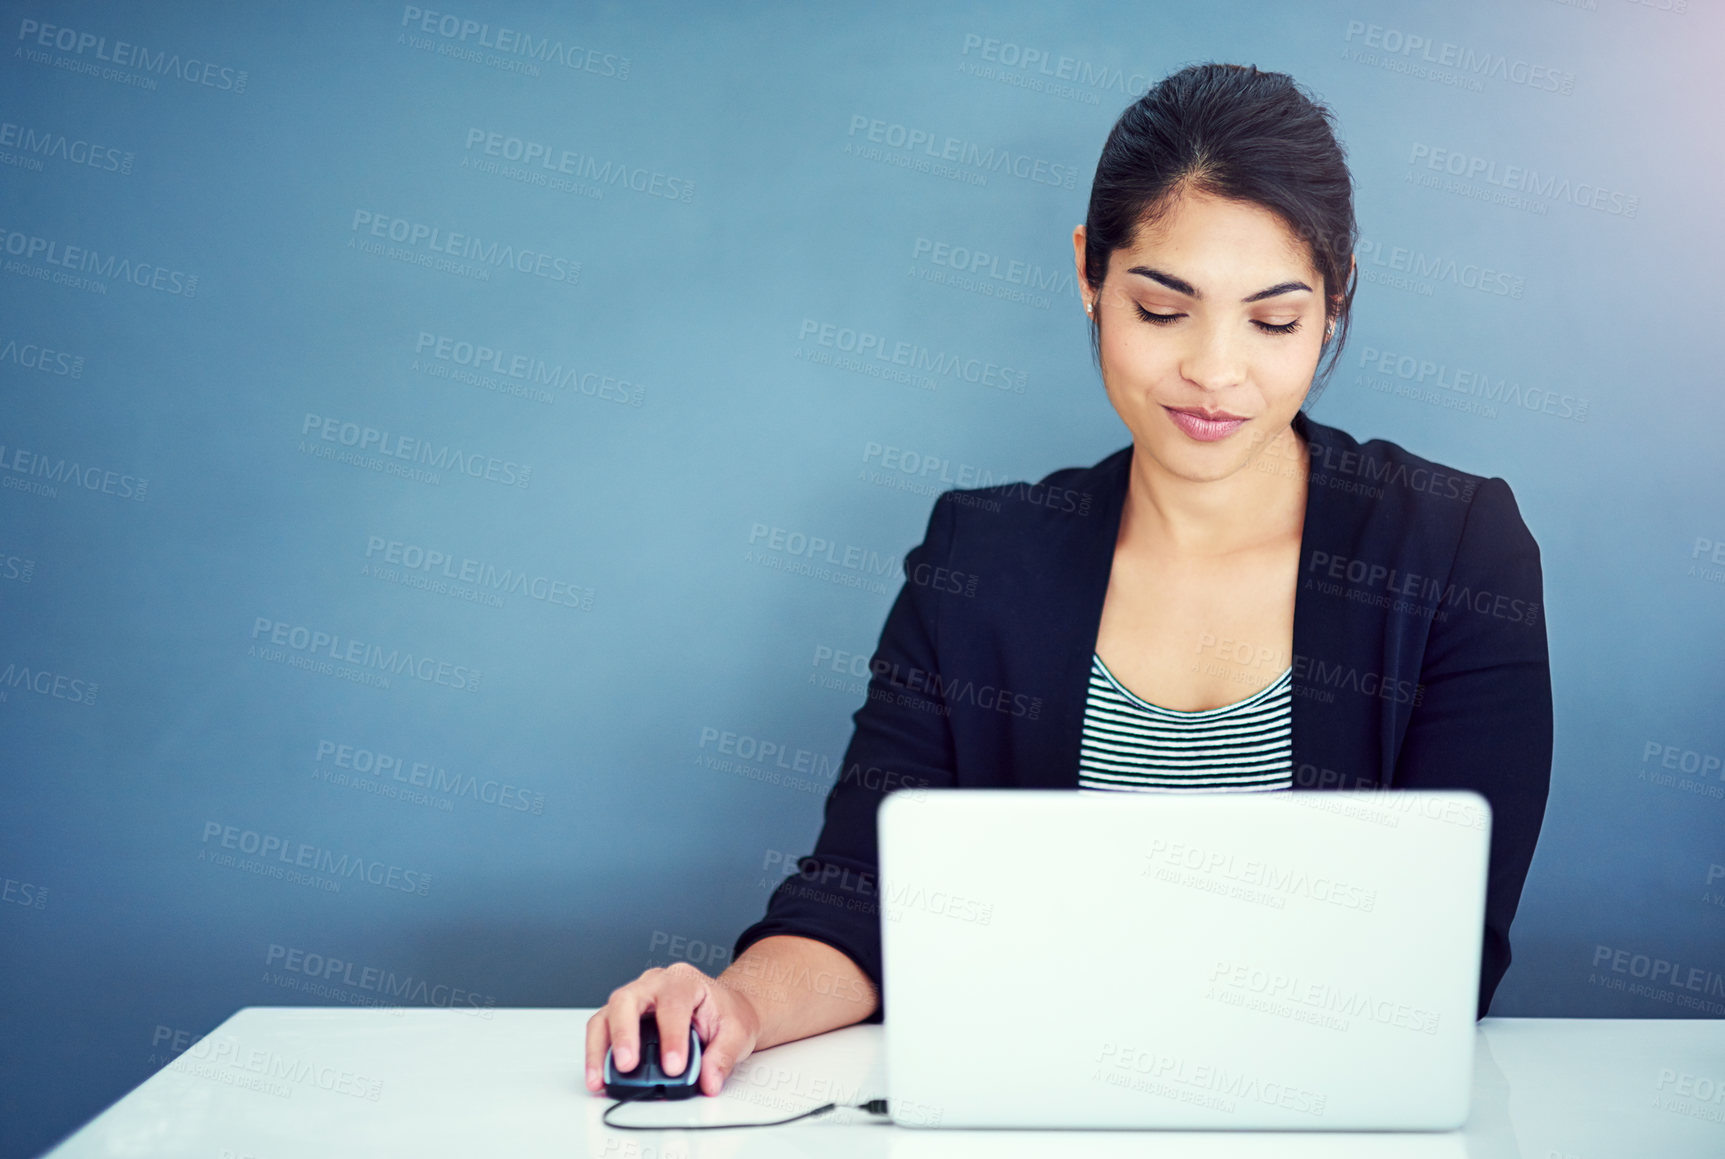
[1288,410,1386,789]
[1018,447,1131,788]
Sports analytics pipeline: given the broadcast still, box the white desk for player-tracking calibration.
[42,1008,1725,1157]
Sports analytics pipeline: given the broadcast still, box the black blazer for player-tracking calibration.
[735,410,1553,1022]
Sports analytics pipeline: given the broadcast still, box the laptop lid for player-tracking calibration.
[878,788,1491,1130]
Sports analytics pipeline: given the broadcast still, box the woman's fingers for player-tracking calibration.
[650,970,701,1078]
[603,973,659,1073]
[584,964,756,1095]
[584,974,654,1090]
[584,1001,620,1092]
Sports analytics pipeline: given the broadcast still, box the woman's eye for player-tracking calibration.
[1134,304,1182,324]
[1131,305,1303,336]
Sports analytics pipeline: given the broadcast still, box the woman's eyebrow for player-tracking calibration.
[1126,266,1313,302]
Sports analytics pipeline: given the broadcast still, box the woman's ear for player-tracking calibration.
[1072,225,1091,315]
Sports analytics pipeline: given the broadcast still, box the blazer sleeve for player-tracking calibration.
[1390,476,1553,1020]
[731,493,962,1023]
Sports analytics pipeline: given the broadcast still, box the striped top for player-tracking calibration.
[1078,653,1293,793]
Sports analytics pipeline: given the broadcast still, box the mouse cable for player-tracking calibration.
[602,1087,890,1130]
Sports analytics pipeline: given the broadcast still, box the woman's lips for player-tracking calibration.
[1163,405,1246,442]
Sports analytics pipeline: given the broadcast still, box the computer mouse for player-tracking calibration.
[602,1012,702,1100]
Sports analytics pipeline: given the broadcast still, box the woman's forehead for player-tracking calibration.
[1119,195,1322,285]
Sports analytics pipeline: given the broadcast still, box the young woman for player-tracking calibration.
[586,62,1551,1099]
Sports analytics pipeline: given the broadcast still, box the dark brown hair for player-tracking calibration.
[1082,62,1358,402]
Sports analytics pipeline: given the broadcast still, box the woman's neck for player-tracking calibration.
[1118,423,1310,559]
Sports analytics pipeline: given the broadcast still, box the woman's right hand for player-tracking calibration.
[584,962,762,1098]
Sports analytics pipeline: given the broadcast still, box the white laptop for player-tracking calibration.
[877,788,1492,1131]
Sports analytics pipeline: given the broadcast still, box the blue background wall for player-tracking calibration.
[3,1,1721,1154]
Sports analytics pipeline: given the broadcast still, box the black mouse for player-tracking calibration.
[603,1013,702,1100]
